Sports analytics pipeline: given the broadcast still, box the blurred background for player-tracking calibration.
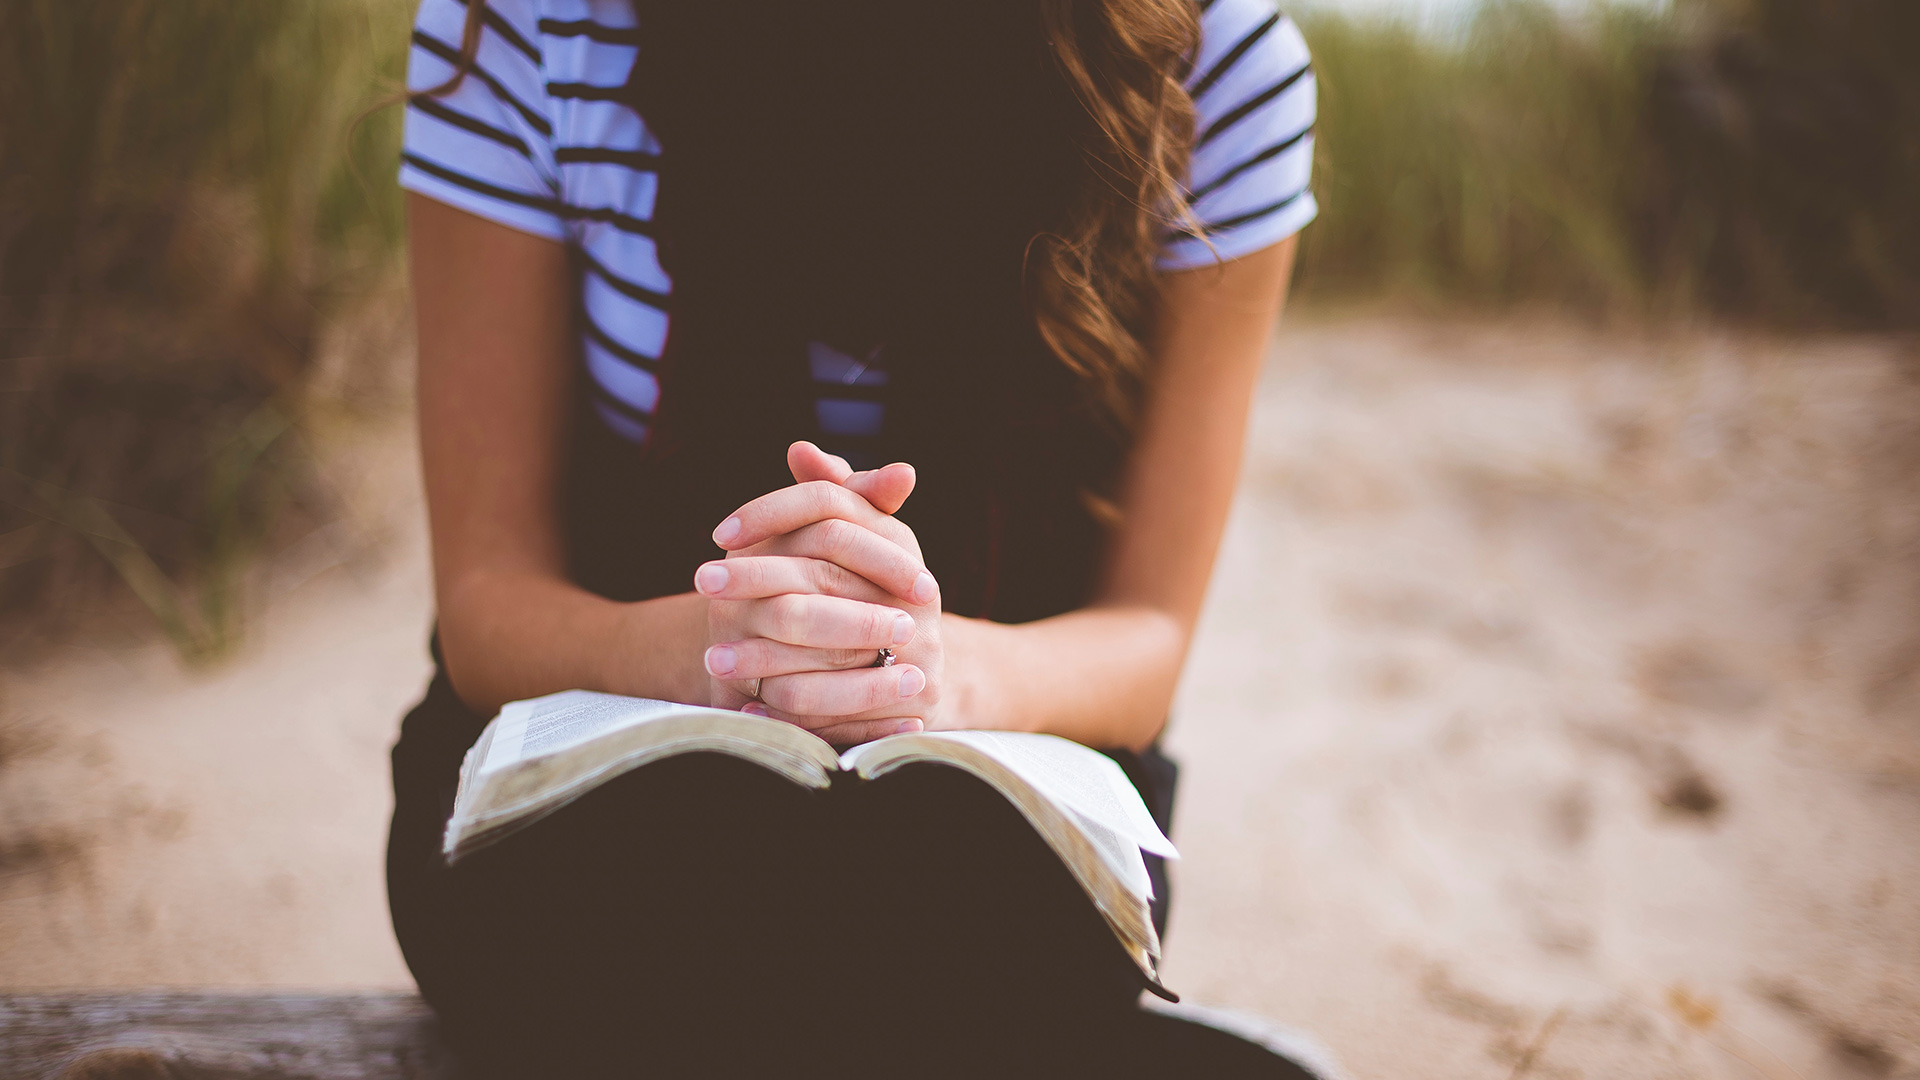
[1,0,1914,1076]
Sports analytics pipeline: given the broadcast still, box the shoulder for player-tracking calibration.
[402,0,575,240]
[529,0,641,88]
[1159,0,1317,269]
[1194,0,1305,52]
[411,0,643,66]
[531,0,642,49]
[412,0,547,69]
[1189,0,1311,107]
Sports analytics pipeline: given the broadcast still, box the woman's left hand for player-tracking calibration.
[703,444,949,745]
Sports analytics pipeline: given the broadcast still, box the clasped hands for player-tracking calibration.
[696,441,945,746]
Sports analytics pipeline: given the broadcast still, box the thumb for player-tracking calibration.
[787,441,917,515]
[844,462,916,515]
[787,440,854,485]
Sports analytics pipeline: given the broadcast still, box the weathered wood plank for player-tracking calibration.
[0,993,460,1080]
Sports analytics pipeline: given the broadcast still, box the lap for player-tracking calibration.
[385,673,1293,1078]
[387,675,1136,1071]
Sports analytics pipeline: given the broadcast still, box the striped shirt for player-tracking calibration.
[400,0,1318,447]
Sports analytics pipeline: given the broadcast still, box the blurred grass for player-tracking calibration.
[0,0,1912,658]
[0,0,412,660]
[1294,0,1920,322]
[1296,1,1661,312]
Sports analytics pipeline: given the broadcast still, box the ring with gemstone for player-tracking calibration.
[872,648,896,668]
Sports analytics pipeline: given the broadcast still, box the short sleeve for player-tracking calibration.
[399,0,567,241]
[1159,0,1318,270]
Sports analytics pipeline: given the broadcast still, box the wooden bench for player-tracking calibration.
[0,993,458,1080]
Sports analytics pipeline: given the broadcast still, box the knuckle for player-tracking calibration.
[731,639,770,674]
[763,557,795,590]
[788,684,830,716]
[886,557,918,594]
[731,559,763,593]
[776,557,811,593]
[819,517,859,558]
[803,480,844,514]
[808,558,850,596]
[766,595,807,639]
[828,562,869,599]
[824,648,867,668]
[864,675,899,710]
[759,677,795,712]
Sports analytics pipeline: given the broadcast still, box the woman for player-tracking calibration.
[388,0,1321,1074]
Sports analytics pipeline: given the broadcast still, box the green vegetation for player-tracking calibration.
[1297,1,1660,312]
[1295,0,1920,322]
[0,0,1911,656]
[0,0,412,659]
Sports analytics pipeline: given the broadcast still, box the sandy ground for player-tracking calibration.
[2,318,1916,1079]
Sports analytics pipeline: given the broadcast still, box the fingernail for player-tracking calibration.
[894,718,924,734]
[897,666,926,698]
[741,701,769,717]
[892,613,916,644]
[694,563,730,595]
[705,644,737,677]
[912,570,938,605]
[712,516,742,545]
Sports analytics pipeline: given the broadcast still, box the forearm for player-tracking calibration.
[942,606,1188,750]
[936,245,1298,749]
[436,570,710,716]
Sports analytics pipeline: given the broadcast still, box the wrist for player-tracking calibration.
[938,613,1024,733]
[603,592,711,705]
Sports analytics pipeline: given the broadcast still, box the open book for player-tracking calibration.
[445,690,1179,996]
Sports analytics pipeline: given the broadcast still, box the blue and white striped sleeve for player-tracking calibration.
[399,0,566,241]
[1160,0,1318,270]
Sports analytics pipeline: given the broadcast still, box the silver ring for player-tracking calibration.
[872,648,896,668]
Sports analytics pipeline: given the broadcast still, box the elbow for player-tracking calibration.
[1118,607,1191,752]
[435,624,507,719]
[431,576,512,718]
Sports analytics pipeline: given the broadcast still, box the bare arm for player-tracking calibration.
[410,194,709,712]
[420,176,1290,736]
[945,238,1298,748]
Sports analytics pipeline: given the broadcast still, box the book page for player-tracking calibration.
[1067,805,1157,900]
[479,690,691,776]
[841,730,1177,859]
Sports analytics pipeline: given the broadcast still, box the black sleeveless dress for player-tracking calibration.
[384,4,1312,1075]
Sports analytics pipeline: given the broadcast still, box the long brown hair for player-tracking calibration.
[1035,0,1202,433]
[421,0,1203,432]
